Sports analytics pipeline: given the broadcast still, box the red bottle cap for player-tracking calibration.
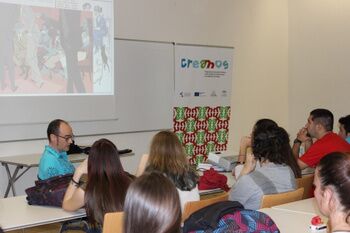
[311,216,322,225]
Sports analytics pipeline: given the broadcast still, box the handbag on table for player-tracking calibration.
[25,173,73,207]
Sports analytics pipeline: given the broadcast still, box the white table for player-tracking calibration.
[272,197,325,218]
[0,153,87,198]
[259,208,326,233]
[0,152,134,198]
[0,195,86,232]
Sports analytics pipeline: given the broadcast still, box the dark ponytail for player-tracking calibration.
[318,152,350,223]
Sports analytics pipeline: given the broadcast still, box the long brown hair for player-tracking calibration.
[85,138,132,226]
[146,131,198,191]
[148,131,189,174]
[124,172,181,233]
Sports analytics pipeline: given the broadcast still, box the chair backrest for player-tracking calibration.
[260,187,304,209]
[182,192,229,222]
[296,174,314,199]
[103,212,123,233]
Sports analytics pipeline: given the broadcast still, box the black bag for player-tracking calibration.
[25,173,73,207]
[67,141,90,154]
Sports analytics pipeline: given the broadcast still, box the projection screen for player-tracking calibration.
[0,0,115,125]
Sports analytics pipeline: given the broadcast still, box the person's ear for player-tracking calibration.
[49,133,56,143]
[315,123,325,132]
[323,187,335,210]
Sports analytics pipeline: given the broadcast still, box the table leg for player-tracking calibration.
[2,163,30,198]
[3,164,22,197]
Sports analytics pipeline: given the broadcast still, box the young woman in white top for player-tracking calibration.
[314,152,350,233]
[136,131,199,210]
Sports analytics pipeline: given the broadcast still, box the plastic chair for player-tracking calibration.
[103,212,123,233]
[260,187,304,209]
[182,192,229,222]
[296,174,314,199]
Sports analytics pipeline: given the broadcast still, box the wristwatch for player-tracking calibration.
[293,138,302,144]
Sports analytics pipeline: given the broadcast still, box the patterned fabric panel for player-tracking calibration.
[173,106,231,165]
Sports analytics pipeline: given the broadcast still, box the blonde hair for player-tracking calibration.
[146,131,198,191]
[148,131,189,175]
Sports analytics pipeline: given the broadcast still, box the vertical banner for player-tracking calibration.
[173,44,233,165]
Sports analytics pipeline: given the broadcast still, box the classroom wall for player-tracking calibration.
[230,0,289,148]
[288,0,350,138]
[0,0,237,196]
[1,0,348,197]
[231,0,350,143]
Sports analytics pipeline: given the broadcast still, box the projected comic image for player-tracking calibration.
[0,1,113,95]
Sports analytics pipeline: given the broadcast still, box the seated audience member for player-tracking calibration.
[229,126,301,210]
[62,138,133,232]
[237,119,278,163]
[234,119,277,178]
[124,172,181,233]
[38,119,75,180]
[292,109,350,170]
[339,115,350,144]
[136,131,199,210]
[234,119,278,177]
[314,152,350,232]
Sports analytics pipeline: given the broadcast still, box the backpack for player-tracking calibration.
[183,201,280,233]
[25,173,73,207]
[183,201,243,232]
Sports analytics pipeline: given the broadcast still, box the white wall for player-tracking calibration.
[0,0,236,196]
[3,0,348,197]
[230,0,349,145]
[230,0,289,149]
[115,0,235,46]
[288,0,350,137]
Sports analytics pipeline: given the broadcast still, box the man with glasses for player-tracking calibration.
[38,119,75,180]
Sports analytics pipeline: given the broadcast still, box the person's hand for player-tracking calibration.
[238,136,252,163]
[297,127,311,142]
[240,136,252,148]
[240,153,257,176]
[75,158,88,177]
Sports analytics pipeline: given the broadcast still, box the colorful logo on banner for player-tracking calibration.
[173,106,230,165]
[180,58,229,70]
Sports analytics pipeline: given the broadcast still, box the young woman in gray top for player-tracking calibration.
[229,125,301,209]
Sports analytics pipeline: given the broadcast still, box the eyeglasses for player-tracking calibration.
[56,134,75,142]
